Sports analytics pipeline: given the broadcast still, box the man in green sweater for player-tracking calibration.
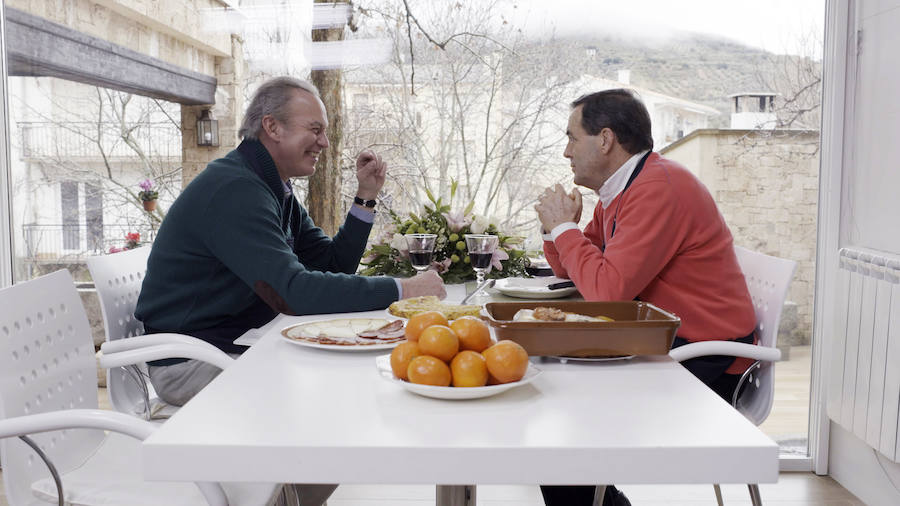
[136,76,444,505]
[136,76,444,398]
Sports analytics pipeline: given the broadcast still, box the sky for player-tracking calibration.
[502,0,826,58]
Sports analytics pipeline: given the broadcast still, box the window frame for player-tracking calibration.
[1,6,15,288]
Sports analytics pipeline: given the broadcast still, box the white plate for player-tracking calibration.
[375,354,542,399]
[494,277,578,299]
[281,318,404,352]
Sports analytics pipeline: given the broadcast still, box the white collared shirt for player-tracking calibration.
[595,149,651,209]
[543,150,651,241]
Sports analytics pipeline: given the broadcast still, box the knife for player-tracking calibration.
[460,279,496,305]
[547,280,576,290]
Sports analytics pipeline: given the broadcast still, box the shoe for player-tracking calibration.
[602,485,631,506]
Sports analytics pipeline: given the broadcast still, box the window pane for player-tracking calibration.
[1,0,824,459]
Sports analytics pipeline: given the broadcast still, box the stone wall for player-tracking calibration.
[182,34,246,184]
[662,129,820,345]
[78,288,106,348]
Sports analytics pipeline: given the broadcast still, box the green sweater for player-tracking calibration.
[135,140,398,352]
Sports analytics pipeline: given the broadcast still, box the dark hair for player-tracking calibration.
[572,89,653,153]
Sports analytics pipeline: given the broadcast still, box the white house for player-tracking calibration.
[568,72,721,150]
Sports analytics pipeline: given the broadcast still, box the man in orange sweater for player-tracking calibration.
[535,89,757,506]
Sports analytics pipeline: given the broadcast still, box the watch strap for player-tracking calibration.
[354,196,376,208]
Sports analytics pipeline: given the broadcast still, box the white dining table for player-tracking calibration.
[142,284,778,505]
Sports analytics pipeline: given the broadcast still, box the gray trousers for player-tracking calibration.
[148,358,337,506]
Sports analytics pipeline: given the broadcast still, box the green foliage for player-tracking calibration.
[361,186,528,284]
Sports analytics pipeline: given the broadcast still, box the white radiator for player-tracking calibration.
[827,247,900,463]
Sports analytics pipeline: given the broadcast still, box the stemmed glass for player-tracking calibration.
[464,234,499,300]
[405,234,437,272]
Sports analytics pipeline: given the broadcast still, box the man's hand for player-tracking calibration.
[534,184,583,232]
[356,149,386,200]
[400,270,446,300]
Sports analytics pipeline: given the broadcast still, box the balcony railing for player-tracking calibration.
[17,121,182,160]
[22,223,155,261]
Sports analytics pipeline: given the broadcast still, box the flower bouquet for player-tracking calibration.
[361,184,527,283]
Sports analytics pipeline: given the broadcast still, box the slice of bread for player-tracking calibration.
[388,296,482,320]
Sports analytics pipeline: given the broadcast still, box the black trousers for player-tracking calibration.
[540,333,755,506]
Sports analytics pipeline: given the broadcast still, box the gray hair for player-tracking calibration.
[238,77,323,140]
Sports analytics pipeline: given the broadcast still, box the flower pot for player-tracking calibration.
[142,200,157,212]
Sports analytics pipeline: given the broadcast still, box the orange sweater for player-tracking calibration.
[544,153,756,371]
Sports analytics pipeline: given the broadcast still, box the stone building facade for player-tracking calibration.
[7,0,246,185]
[661,128,820,345]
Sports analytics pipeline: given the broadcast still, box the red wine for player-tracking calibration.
[409,250,433,268]
[469,252,493,269]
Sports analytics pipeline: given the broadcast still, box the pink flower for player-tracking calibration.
[375,223,396,244]
[389,233,408,255]
[489,248,509,272]
[139,179,154,191]
[108,246,123,254]
[430,258,452,274]
[442,210,471,233]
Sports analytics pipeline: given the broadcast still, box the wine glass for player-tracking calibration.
[464,234,499,300]
[405,233,437,272]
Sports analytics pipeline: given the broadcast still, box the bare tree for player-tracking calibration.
[347,0,573,235]
[10,78,182,262]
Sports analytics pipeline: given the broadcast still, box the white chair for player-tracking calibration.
[86,247,232,419]
[669,245,797,506]
[0,269,277,506]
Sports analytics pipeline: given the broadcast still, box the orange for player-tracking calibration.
[483,340,529,384]
[390,341,421,380]
[450,350,488,387]
[450,316,493,353]
[417,325,459,363]
[407,355,452,386]
[405,311,449,342]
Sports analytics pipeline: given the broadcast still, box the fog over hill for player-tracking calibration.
[529,33,821,128]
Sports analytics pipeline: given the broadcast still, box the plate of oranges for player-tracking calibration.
[375,311,542,400]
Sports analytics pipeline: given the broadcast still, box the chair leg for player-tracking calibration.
[713,484,724,506]
[748,484,762,506]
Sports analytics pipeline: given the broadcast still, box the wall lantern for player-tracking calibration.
[196,109,219,147]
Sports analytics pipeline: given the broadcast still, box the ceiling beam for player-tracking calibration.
[4,7,217,105]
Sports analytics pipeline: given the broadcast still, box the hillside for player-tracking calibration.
[527,34,821,128]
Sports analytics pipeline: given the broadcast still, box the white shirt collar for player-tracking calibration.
[595,150,651,209]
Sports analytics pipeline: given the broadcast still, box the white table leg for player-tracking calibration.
[435,485,475,506]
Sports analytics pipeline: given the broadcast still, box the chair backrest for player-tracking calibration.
[86,246,150,342]
[86,246,152,415]
[0,270,105,505]
[733,245,797,425]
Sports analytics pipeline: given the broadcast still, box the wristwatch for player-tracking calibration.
[354,196,376,208]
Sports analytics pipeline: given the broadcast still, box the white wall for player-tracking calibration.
[821,1,900,503]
